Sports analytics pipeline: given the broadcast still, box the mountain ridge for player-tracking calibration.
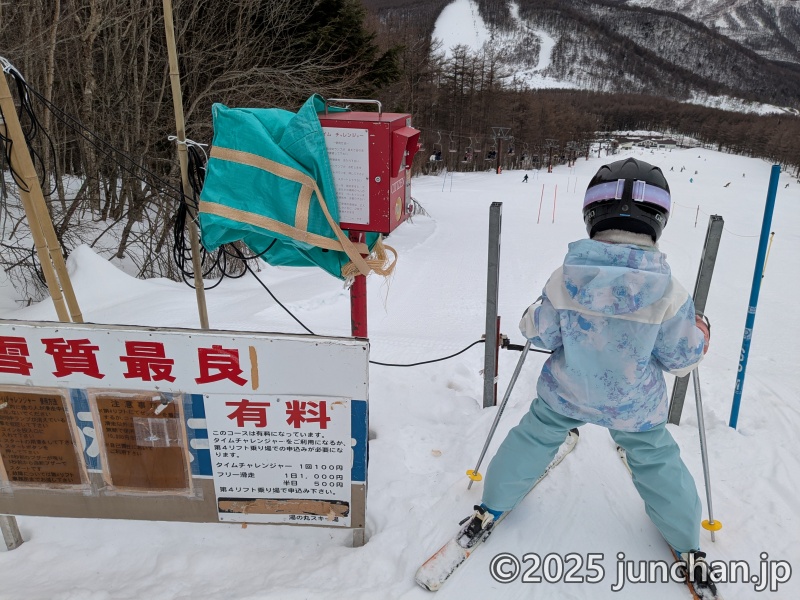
[365,0,800,110]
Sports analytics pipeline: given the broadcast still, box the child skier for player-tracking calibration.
[462,157,717,596]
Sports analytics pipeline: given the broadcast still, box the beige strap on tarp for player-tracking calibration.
[201,146,388,278]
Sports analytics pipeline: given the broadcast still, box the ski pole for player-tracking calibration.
[692,367,722,541]
[467,340,531,489]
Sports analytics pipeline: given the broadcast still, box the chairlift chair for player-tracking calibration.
[432,131,443,161]
[462,137,474,163]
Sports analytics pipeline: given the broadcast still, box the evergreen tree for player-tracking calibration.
[292,0,401,96]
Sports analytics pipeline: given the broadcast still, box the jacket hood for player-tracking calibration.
[562,239,671,315]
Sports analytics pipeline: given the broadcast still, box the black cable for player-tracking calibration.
[8,69,59,197]
[240,257,316,335]
[0,94,30,193]
[19,76,185,204]
[369,339,485,367]
[172,143,277,290]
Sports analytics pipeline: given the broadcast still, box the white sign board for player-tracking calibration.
[204,394,352,526]
[0,320,368,528]
[323,127,370,224]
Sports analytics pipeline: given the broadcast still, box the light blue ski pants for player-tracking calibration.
[482,397,701,553]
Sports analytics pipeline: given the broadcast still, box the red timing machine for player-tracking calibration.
[318,99,420,339]
[318,99,420,235]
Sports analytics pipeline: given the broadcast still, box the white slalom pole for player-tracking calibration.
[692,367,722,541]
[467,341,531,489]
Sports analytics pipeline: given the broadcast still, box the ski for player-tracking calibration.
[616,446,723,599]
[414,428,579,592]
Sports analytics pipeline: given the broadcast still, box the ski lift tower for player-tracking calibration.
[544,138,559,173]
[565,141,579,167]
[491,127,511,174]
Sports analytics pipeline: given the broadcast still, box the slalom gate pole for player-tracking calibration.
[467,341,531,489]
[537,185,544,224]
[729,165,780,428]
[762,232,775,278]
[552,185,557,223]
[692,368,722,541]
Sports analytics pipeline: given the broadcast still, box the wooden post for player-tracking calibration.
[162,0,210,330]
[0,72,83,323]
[352,528,366,548]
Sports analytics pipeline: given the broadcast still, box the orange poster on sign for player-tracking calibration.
[91,392,191,492]
[0,386,86,487]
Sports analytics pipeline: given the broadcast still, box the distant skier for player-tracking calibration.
[459,158,718,597]
[522,174,529,183]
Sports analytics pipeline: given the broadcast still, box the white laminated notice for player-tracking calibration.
[323,127,370,224]
[205,394,352,526]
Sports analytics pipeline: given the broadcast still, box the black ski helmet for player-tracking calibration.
[582,157,671,242]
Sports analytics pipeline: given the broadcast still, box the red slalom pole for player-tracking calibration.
[537,184,545,224]
[552,185,558,223]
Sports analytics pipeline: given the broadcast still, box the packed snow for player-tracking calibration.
[1,146,799,599]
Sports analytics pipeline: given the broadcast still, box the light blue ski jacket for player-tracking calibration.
[520,237,706,432]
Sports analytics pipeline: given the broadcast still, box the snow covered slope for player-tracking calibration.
[1,147,799,599]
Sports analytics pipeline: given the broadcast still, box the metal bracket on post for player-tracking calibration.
[483,202,503,408]
[1,515,24,551]
[668,215,724,424]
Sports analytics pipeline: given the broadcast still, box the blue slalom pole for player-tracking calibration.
[729,164,780,429]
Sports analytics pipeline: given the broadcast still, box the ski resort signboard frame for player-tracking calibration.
[0,319,368,540]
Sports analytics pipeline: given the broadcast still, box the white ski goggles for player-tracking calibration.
[583,180,671,212]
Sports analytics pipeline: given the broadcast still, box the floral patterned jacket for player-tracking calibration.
[520,237,705,432]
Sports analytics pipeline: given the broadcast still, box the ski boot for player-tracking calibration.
[678,550,720,599]
[456,505,501,549]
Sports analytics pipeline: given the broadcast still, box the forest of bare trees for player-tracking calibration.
[0,0,397,298]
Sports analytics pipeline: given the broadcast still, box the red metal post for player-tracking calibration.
[349,231,368,338]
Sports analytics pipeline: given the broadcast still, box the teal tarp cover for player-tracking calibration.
[198,94,378,279]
